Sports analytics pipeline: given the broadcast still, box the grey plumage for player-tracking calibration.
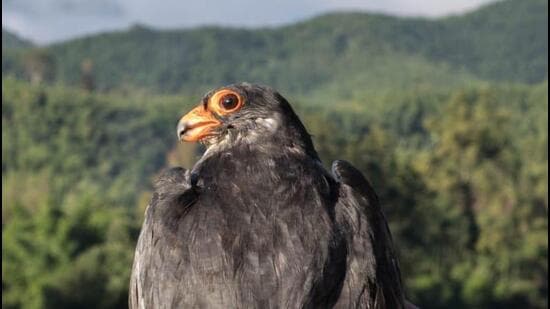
[129,83,407,309]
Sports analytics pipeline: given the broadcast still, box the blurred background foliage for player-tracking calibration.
[2,0,548,308]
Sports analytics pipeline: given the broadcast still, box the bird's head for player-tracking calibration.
[177,83,317,158]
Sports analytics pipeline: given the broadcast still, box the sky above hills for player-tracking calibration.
[3,0,496,44]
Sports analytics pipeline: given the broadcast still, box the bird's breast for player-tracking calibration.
[155,154,338,307]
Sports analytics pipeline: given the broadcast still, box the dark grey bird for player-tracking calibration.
[129,83,412,309]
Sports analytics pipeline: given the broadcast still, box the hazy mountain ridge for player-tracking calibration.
[2,29,34,49]
[2,0,547,97]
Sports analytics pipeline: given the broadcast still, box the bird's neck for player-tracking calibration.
[190,143,329,207]
[202,116,319,162]
[190,124,321,189]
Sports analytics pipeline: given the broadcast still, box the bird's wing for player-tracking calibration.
[331,160,405,309]
[129,167,197,309]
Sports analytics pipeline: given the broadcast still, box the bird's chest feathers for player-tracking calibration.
[183,149,334,251]
[161,150,336,297]
[193,150,327,214]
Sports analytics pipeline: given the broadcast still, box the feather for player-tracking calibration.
[331,160,405,309]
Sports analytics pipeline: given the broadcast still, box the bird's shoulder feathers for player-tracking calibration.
[331,159,405,309]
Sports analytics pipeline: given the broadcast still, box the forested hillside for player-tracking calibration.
[3,77,547,308]
[2,0,547,97]
[2,0,548,308]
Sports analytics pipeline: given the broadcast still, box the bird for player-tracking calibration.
[129,83,410,309]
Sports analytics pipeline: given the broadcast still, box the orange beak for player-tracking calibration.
[177,104,221,142]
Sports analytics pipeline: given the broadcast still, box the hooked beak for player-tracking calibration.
[177,104,221,142]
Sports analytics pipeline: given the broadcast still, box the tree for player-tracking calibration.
[411,88,548,308]
[23,49,56,85]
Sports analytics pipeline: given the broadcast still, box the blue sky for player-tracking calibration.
[3,0,496,44]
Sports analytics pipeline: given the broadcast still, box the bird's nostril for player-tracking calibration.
[177,122,187,139]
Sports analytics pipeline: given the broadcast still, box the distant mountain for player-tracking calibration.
[2,29,33,49]
[433,0,548,84]
[2,0,547,97]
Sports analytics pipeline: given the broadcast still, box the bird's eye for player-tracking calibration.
[209,89,243,115]
[219,93,240,111]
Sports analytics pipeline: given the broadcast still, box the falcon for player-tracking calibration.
[129,83,409,308]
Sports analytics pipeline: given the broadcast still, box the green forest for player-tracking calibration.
[2,0,548,308]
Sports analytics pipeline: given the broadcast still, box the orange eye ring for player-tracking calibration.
[209,89,243,115]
